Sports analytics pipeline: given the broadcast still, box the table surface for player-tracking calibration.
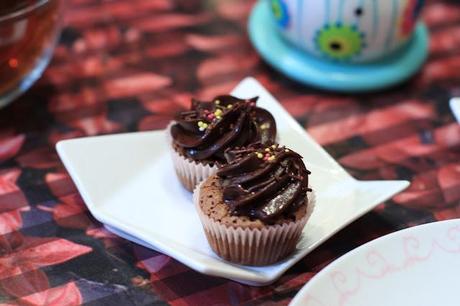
[1,0,460,305]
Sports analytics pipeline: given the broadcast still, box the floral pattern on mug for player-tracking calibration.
[271,0,290,28]
[271,0,427,63]
[314,23,366,61]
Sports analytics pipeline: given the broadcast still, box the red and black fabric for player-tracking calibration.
[0,0,460,304]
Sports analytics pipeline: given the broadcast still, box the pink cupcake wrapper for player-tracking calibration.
[166,123,218,192]
[193,182,316,266]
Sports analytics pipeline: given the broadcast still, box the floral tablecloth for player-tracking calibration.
[1,0,460,305]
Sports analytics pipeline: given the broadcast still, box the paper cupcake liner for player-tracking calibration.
[166,123,218,192]
[193,182,316,266]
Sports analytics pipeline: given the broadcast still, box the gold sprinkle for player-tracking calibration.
[285,149,290,152]
[256,153,263,159]
[271,144,276,149]
[265,148,270,152]
[215,100,220,105]
[227,104,233,109]
[198,121,208,131]
[268,156,275,161]
[215,109,223,116]
[260,123,270,130]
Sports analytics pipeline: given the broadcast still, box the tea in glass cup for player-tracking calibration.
[0,0,63,108]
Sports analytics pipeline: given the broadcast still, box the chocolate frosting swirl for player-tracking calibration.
[217,144,311,222]
[170,95,276,163]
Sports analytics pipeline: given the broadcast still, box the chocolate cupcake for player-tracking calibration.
[169,95,277,191]
[194,144,314,266]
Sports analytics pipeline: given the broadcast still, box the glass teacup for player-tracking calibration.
[0,0,63,108]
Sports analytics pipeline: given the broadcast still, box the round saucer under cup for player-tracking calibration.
[249,0,428,92]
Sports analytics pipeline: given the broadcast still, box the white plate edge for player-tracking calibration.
[449,98,460,123]
[289,219,460,305]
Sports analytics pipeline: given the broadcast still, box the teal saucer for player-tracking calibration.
[248,1,429,92]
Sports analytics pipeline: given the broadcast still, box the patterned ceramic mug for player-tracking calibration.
[270,0,425,63]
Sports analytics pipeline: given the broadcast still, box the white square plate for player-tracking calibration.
[57,77,409,286]
[450,98,460,123]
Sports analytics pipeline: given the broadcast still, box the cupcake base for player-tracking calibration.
[194,178,315,266]
[167,123,218,192]
[170,146,218,192]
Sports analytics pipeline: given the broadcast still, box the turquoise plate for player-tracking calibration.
[248,0,429,92]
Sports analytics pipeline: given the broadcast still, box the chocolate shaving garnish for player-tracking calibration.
[217,144,311,223]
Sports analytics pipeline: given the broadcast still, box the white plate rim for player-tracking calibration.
[290,219,460,305]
